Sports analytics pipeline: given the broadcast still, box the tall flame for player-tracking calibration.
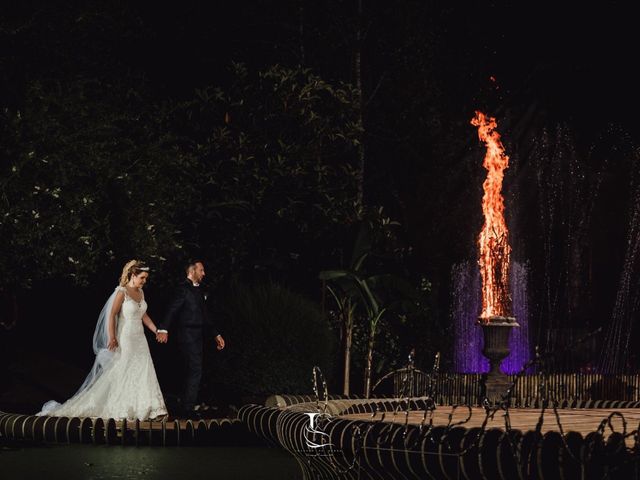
[471,111,512,320]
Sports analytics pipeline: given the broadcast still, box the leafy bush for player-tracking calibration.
[206,283,336,397]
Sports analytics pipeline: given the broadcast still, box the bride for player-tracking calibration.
[37,260,168,420]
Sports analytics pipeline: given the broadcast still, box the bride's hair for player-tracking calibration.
[119,259,150,286]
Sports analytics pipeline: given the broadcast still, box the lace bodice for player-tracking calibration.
[116,286,147,324]
[37,286,166,420]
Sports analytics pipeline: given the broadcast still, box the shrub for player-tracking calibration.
[205,283,335,398]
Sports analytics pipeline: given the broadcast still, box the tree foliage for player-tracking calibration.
[205,282,336,396]
[160,63,362,287]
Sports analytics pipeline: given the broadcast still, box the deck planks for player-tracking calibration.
[342,407,640,447]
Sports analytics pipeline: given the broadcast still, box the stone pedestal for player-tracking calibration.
[479,315,519,404]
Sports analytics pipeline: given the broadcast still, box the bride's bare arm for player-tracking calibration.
[108,291,125,350]
[142,313,158,334]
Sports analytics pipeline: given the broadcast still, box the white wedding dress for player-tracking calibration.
[37,286,167,420]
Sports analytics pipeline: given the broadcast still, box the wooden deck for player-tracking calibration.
[342,407,640,447]
[113,417,231,429]
[0,411,249,446]
[115,417,237,431]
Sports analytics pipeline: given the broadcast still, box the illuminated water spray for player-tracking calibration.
[452,112,530,375]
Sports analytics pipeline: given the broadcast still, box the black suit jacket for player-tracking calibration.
[159,280,219,337]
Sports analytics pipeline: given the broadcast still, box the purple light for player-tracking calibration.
[452,261,531,374]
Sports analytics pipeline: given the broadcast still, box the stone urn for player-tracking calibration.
[478,315,519,403]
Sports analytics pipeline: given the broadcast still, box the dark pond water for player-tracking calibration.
[1,443,301,480]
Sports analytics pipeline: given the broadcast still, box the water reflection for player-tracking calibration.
[2,443,300,480]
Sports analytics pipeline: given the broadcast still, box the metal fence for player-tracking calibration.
[392,370,640,405]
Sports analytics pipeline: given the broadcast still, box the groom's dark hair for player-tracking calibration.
[185,259,204,274]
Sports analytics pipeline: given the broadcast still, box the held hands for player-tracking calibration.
[107,337,119,351]
[156,331,168,343]
[153,330,220,348]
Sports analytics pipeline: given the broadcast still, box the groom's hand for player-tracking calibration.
[156,332,168,343]
[215,334,225,351]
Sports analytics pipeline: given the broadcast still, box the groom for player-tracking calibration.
[156,260,225,418]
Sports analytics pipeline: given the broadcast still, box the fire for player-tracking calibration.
[471,111,512,320]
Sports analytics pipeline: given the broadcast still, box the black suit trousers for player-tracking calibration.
[177,326,204,410]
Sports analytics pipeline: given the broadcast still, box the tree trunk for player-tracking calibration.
[298,0,305,65]
[343,299,353,396]
[354,0,365,210]
[364,322,375,398]
[343,325,352,396]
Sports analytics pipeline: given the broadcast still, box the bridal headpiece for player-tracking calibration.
[119,259,150,286]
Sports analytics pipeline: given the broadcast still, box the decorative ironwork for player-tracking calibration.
[0,413,256,447]
[239,334,640,479]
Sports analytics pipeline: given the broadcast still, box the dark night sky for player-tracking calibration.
[2,0,640,389]
[5,2,639,132]
[2,2,637,296]
[2,0,637,295]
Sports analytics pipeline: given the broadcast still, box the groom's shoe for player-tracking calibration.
[197,402,218,413]
[181,405,203,420]
[186,409,204,420]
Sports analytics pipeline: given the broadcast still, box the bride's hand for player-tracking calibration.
[108,337,119,351]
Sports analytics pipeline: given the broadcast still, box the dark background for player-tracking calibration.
[2,1,640,409]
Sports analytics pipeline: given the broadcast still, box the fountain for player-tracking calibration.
[471,111,519,403]
[452,260,531,374]
[235,116,640,479]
